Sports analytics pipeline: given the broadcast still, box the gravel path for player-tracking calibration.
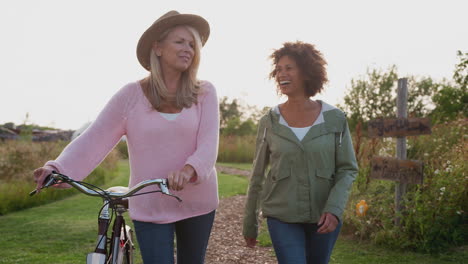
[215,165,251,177]
[205,195,277,264]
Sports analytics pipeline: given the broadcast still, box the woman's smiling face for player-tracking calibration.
[154,26,195,73]
[275,55,306,97]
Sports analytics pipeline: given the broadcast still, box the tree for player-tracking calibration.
[341,51,468,130]
[218,96,266,136]
[431,50,468,122]
[453,50,468,88]
[341,66,398,129]
[341,65,447,130]
[219,96,241,130]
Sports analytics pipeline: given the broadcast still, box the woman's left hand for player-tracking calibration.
[168,165,197,191]
[317,212,339,234]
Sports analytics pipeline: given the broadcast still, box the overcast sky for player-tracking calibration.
[1,0,467,130]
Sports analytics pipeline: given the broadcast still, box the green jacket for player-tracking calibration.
[243,102,358,238]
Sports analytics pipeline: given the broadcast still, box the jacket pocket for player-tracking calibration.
[271,166,291,182]
[316,167,334,180]
[314,168,334,208]
[262,166,291,207]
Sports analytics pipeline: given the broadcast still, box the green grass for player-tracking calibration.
[0,163,249,264]
[217,172,249,198]
[257,220,273,247]
[255,219,466,263]
[217,162,252,171]
[217,163,467,263]
[0,162,134,264]
[0,162,465,263]
[0,166,117,215]
[330,237,467,264]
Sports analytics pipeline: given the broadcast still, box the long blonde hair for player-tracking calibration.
[142,25,202,110]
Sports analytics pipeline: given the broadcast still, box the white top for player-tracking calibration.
[288,125,311,141]
[159,112,180,121]
[275,101,335,141]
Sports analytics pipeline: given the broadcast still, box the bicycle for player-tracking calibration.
[30,172,182,264]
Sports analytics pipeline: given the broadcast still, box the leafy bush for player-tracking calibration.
[340,51,467,130]
[115,140,129,159]
[0,140,121,215]
[217,135,256,163]
[343,118,467,253]
[0,140,67,182]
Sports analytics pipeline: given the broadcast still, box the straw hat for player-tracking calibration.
[136,10,210,71]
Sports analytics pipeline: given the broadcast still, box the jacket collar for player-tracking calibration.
[267,101,345,148]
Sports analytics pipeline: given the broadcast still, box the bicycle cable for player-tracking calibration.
[125,190,163,197]
[75,180,112,201]
[126,190,182,202]
[52,172,113,201]
[93,199,114,253]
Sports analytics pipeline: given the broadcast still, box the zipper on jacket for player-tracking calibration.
[338,112,348,147]
[339,131,343,147]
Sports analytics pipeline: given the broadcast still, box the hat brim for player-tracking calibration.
[137,14,210,71]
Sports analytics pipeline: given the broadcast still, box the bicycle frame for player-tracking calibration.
[87,197,132,264]
[31,173,181,264]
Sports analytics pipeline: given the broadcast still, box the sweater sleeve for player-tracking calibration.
[243,116,270,238]
[185,81,220,183]
[45,84,132,181]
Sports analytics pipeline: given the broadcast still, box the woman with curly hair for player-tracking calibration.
[243,41,358,264]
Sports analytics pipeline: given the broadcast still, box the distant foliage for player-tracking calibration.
[0,140,121,215]
[340,66,438,130]
[116,140,129,159]
[219,97,242,130]
[0,141,66,182]
[340,50,467,129]
[339,51,467,253]
[219,96,268,136]
[343,118,467,253]
[453,50,468,89]
[217,135,256,163]
[431,51,468,122]
[341,66,399,129]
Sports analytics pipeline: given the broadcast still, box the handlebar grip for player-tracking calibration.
[43,174,57,187]
[29,174,57,196]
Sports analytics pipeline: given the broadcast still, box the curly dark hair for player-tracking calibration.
[269,41,328,97]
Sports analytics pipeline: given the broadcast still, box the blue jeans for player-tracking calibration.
[133,210,215,264]
[267,217,342,264]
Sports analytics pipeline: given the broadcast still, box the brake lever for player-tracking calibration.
[29,174,57,196]
[160,180,170,194]
[160,180,182,202]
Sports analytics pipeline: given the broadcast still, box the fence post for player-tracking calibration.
[395,78,408,226]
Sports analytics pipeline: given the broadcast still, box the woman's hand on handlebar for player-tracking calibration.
[167,165,197,191]
[33,166,69,192]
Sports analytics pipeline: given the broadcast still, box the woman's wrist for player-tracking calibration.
[183,164,197,182]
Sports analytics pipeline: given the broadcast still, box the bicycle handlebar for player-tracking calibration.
[30,173,182,202]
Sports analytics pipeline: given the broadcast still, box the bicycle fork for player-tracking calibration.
[110,207,131,264]
[87,201,111,264]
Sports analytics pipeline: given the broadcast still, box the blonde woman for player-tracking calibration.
[34,11,219,264]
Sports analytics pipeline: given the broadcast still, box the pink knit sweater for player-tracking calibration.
[46,81,220,223]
